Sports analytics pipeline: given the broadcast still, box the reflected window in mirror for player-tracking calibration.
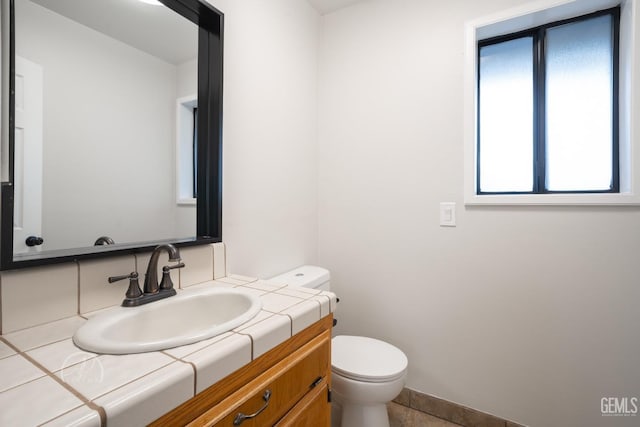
[177,94,198,205]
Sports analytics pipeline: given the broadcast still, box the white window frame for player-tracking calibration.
[464,0,639,205]
[176,94,197,205]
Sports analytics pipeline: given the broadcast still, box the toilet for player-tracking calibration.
[269,266,408,427]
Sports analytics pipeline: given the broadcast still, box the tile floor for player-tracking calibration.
[388,402,463,427]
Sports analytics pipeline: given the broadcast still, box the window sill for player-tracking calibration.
[464,192,640,206]
[177,198,196,206]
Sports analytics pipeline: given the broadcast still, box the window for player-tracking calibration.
[176,95,197,204]
[192,106,198,199]
[477,8,619,195]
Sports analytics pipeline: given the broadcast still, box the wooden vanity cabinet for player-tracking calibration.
[150,315,332,427]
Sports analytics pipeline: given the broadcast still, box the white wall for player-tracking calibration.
[204,0,320,277]
[318,1,640,426]
[16,0,187,250]
[176,58,197,98]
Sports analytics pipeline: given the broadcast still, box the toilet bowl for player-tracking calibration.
[331,335,407,427]
[268,266,408,427]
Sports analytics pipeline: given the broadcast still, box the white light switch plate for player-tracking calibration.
[440,202,456,227]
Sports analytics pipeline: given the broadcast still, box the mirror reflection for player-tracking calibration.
[13,0,198,256]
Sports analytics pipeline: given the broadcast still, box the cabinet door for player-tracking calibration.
[189,331,330,427]
[275,382,330,427]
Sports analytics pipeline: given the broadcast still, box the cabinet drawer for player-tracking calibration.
[275,382,330,427]
[188,330,330,427]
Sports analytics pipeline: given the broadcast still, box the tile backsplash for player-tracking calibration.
[79,256,137,314]
[178,245,214,288]
[1,264,78,333]
[0,243,227,334]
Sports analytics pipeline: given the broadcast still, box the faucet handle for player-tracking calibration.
[159,263,185,291]
[109,272,143,300]
[108,272,136,283]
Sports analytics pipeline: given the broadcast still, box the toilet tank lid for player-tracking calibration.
[269,265,330,289]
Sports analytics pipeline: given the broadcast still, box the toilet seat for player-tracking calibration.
[332,335,408,383]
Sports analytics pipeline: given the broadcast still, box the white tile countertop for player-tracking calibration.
[0,275,337,427]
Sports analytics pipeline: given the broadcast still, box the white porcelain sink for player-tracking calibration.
[73,287,262,354]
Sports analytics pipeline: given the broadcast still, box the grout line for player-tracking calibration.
[284,313,293,337]
[162,353,199,397]
[222,242,227,278]
[22,335,84,353]
[35,403,92,427]
[0,336,107,427]
[409,387,414,409]
[0,360,47,394]
[234,331,255,360]
[1,315,83,336]
[188,359,198,397]
[209,244,214,282]
[160,332,235,360]
[161,350,180,362]
[76,262,81,316]
[234,312,275,333]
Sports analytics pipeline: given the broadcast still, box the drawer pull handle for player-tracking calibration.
[310,376,323,389]
[233,389,272,426]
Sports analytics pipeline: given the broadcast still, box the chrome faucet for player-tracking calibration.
[108,243,185,307]
[144,243,182,294]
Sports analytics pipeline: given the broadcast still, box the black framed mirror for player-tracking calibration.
[0,0,223,270]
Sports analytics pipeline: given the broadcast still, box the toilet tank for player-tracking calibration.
[268,265,331,291]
